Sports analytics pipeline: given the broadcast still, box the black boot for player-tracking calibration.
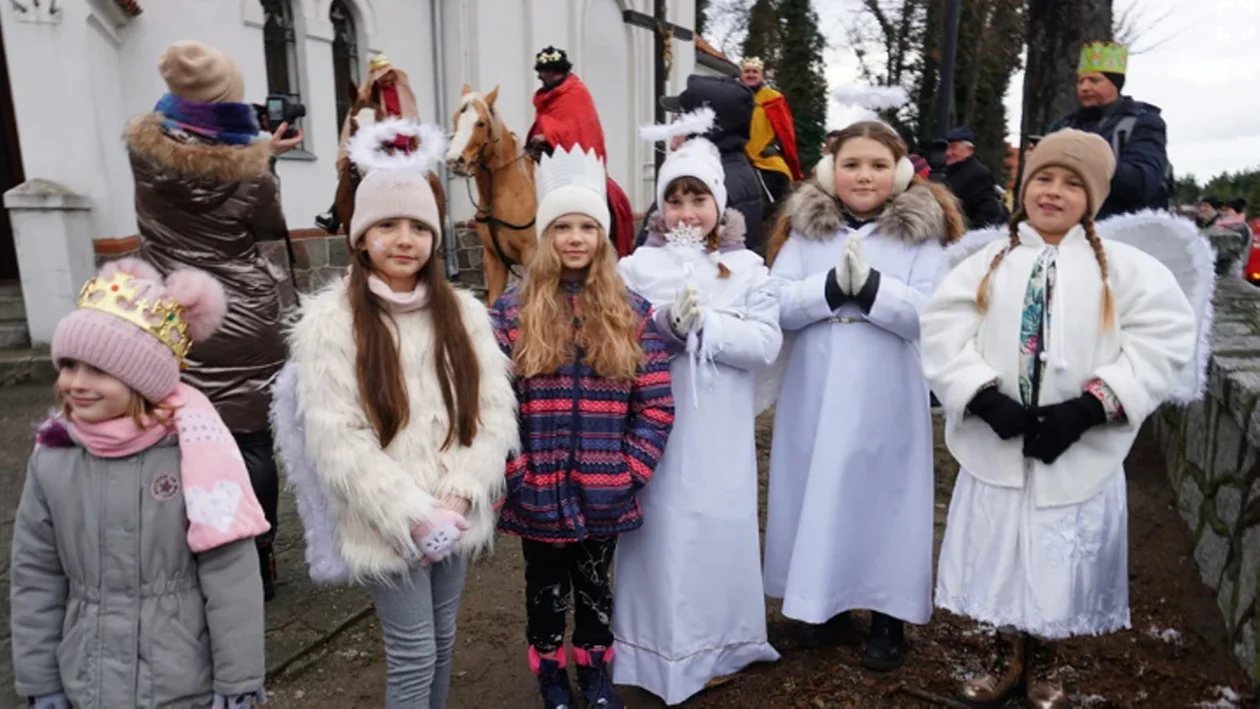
[257,538,277,602]
[574,646,624,708]
[799,611,852,649]
[863,611,905,671]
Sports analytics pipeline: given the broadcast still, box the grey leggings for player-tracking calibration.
[370,554,470,708]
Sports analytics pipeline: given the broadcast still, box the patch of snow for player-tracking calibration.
[1196,685,1243,708]
[1146,625,1183,643]
[1077,694,1109,706]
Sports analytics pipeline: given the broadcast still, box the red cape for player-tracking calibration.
[529,75,634,256]
[762,93,803,180]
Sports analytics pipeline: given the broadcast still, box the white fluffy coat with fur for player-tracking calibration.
[287,284,518,582]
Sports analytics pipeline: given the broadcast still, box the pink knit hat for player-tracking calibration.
[51,258,227,403]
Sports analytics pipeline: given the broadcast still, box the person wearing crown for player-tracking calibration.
[611,114,782,705]
[11,258,271,709]
[526,46,637,256]
[740,57,802,219]
[1047,41,1170,220]
[491,145,674,709]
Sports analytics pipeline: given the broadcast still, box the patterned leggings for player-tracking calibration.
[522,537,618,652]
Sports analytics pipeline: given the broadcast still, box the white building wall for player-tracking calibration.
[2,0,693,243]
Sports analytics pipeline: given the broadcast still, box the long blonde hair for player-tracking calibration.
[975,207,1116,331]
[514,226,643,380]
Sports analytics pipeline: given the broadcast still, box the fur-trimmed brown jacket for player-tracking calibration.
[126,112,289,432]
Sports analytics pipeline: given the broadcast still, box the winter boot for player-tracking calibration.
[573,646,624,708]
[958,629,1026,707]
[256,538,277,602]
[863,611,905,671]
[530,646,576,709]
[799,611,852,649]
[1024,637,1068,709]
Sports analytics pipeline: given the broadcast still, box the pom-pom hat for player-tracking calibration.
[535,146,610,236]
[51,258,227,403]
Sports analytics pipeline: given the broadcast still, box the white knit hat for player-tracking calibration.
[655,137,727,216]
[535,146,610,236]
[345,117,448,246]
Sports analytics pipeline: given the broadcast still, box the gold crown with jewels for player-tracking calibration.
[369,54,392,73]
[741,57,764,70]
[76,271,192,363]
[537,49,564,63]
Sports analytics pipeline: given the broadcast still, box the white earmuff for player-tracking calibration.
[893,155,915,195]
[815,152,836,196]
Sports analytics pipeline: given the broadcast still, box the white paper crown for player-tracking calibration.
[347,117,447,176]
[535,145,607,203]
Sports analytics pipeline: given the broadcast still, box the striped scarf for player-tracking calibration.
[154,93,260,146]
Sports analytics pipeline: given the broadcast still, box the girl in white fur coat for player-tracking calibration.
[282,146,518,706]
[921,129,1196,707]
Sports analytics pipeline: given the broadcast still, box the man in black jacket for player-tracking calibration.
[944,126,1008,228]
[1049,41,1170,220]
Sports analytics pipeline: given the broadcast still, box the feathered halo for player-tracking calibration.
[346,116,447,176]
[639,107,716,144]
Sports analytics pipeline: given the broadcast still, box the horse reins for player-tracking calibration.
[464,129,536,275]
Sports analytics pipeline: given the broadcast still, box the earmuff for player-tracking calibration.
[813,152,916,198]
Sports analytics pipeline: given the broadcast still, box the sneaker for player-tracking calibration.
[573,646,624,709]
[529,647,575,709]
[958,629,1026,706]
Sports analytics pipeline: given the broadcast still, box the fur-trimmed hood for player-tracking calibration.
[786,180,956,246]
[642,207,748,251]
[125,112,272,183]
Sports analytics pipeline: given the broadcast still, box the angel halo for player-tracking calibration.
[346,115,448,177]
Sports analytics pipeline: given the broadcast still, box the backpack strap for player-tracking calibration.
[1110,115,1138,156]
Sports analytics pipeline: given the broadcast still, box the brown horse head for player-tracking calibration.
[446,84,502,178]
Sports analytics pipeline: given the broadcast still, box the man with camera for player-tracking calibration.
[126,40,300,601]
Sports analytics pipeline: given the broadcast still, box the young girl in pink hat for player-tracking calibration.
[11,258,271,709]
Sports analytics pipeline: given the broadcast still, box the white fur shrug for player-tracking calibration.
[288,284,518,581]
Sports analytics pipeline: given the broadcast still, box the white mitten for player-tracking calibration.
[847,238,871,293]
[411,507,471,564]
[669,283,703,335]
[831,249,852,295]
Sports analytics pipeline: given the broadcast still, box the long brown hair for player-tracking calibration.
[975,205,1115,331]
[665,176,730,279]
[766,121,965,267]
[514,223,642,380]
[348,245,482,450]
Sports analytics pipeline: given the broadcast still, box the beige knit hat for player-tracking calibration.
[159,40,246,104]
[1020,129,1116,218]
[348,171,443,248]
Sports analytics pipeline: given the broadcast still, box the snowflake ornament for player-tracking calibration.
[664,222,704,251]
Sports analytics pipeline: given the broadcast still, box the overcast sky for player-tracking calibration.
[806,0,1260,182]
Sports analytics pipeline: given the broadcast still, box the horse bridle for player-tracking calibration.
[462,116,536,272]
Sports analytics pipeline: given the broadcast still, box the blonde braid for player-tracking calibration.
[1082,216,1116,331]
[976,208,1025,313]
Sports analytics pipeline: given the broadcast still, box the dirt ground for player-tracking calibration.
[266,415,1256,708]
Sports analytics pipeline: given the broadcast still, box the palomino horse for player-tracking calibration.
[334,89,446,234]
[445,84,537,305]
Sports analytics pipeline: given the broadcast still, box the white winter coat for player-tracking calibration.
[287,284,519,581]
[921,222,1196,507]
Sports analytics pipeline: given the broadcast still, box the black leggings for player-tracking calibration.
[522,537,618,652]
[233,430,279,546]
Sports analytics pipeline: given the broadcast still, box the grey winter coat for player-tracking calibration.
[10,422,265,708]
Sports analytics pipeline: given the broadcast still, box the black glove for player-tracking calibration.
[1022,393,1107,464]
[966,387,1033,440]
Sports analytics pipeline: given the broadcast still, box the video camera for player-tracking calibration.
[253,94,306,139]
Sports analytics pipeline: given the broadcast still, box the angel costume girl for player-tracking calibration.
[612,117,782,705]
[921,129,1205,707]
[761,121,964,671]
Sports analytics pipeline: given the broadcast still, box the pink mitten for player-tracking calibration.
[410,507,470,564]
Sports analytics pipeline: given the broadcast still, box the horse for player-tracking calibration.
[334,88,447,236]
[445,84,538,306]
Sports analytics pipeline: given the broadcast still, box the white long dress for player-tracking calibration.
[764,218,943,626]
[612,243,782,706]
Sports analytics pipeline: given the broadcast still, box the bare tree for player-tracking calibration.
[705,0,753,58]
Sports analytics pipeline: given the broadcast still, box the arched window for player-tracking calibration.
[261,0,302,104]
[330,0,360,131]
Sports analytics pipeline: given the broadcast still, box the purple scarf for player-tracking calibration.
[154,93,260,146]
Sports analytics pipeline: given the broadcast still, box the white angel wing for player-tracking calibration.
[944,223,1011,270]
[1096,209,1216,404]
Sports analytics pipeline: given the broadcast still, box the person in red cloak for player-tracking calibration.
[526,46,635,257]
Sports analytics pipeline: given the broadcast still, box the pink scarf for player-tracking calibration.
[68,383,271,553]
[368,274,429,313]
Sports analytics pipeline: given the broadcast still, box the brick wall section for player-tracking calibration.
[1152,276,1260,682]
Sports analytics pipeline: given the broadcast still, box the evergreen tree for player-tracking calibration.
[696,0,710,37]
[741,0,781,79]
[775,0,829,172]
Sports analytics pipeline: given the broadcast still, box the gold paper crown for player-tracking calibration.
[538,49,566,63]
[76,271,192,362]
[1078,41,1128,75]
[741,56,764,70]
[368,54,392,73]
